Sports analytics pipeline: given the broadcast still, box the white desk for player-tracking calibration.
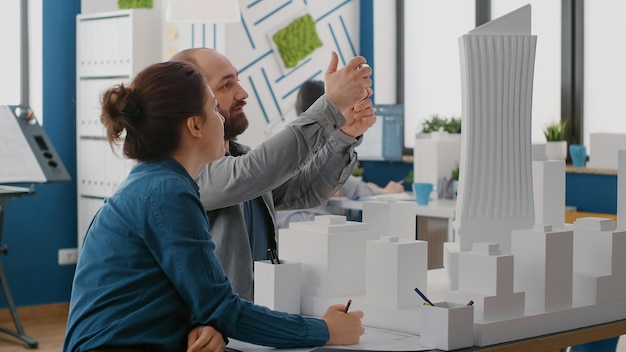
[227,319,626,352]
[328,194,456,243]
[231,268,626,351]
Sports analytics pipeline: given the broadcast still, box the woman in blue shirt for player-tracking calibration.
[64,61,364,352]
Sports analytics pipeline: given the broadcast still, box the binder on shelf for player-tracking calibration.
[0,105,71,184]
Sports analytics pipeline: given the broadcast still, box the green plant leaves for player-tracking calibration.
[544,121,567,141]
[422,114,461,134]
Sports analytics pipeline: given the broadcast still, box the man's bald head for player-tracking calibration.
[172,48,216,67]
[172,48,249,141]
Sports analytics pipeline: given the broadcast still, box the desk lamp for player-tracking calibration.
[166,0,241,23]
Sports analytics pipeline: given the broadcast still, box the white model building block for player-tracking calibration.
[454,4,536,255]
[447,289,525,322]
[532,143,548,161]
[313,215,346,225]
[458,243,512,296]
[572,218,626,305]
[365,236,428,308]
[511,225,573,312]
[448,242,525,321]
[253,260,301,314]
[362,199,417,241]
[532,160,565,228]
[586,133,626,170]
[573,218,617,274]
[278,215,381,297]
[573,273,614,307]
[619,150,626,230]
[420,302,474,351]
[443,241,460,290]
[443,4,536,290]
[413,132,461,190]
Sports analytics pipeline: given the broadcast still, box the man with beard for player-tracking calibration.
[172,48,375,300]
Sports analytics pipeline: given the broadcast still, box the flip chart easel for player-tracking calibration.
[0,105,70,348]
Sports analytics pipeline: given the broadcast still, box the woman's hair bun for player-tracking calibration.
[122,98,141,119]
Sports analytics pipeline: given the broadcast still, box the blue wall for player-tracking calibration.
[1,2,80,308]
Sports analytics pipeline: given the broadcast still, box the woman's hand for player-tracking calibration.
[322,304,365,345]
[187,325,226,352]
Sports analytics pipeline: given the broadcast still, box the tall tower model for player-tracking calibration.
[455,5,537,254]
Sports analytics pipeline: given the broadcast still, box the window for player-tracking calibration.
[0,1,22,106]
[583,0,626,150]
[403,0,474,148]
[0,0,42,123]
[402,1,562,147]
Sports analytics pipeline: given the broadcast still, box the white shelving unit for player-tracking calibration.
[76,9,161,249]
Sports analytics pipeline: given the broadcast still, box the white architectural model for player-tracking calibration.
[572,218,626,306]
[267,5,626,349]
[254,260,301,314]
[454,4,536,254]
[278,215,381,298]
[362,199,416,241]
[365,236,427,308]
[448,243,525,321]
[532,160,566,228]
[619,149,626,229]
[277,214,429,335]
[512,225,573,312]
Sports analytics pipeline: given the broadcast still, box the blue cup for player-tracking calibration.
[413,182,434,206]
[569,144,587,167]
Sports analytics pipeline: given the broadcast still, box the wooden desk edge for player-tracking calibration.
[476,319,626,352]
[565,165,617,176]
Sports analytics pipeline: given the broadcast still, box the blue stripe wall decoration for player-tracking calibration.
[167,0,363,147]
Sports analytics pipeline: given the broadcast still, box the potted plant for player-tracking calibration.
[403,170,414,184]
[544,121,567,160]
[421,115,462,138]
[421,115,449,134]
[450,164,460,182]
[450,164,459,199]
[117,0,153,9]
[352,163,364,181]
[445,117,462,134]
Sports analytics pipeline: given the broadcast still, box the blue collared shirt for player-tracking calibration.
[64,158,328,352]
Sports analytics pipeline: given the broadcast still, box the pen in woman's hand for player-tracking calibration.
[344,299,352,313]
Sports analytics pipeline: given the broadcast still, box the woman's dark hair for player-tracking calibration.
[295,80,325,115]
[100,61,208,161]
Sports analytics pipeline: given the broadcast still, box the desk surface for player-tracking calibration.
[329,193,456,219]
[472,319,626,352]
[227,318,626,352]
[565,165,618,176]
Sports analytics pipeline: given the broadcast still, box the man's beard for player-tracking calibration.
[222,101,249,141]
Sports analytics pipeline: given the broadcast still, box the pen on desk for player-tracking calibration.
[344,299,352,313]
[414,287,435,306]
